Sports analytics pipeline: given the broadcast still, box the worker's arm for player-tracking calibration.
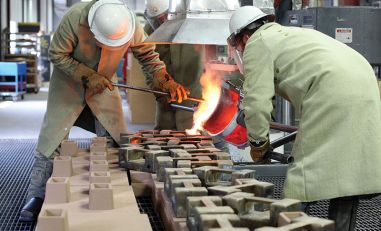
[140,23,155,90]
[48,10,112,94]
[242,35,275,144]
[129,14,165,81]
[48,10,80,77]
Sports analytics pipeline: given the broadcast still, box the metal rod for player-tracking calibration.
[169,103,196,112]
[111,83,205,103]
[264,151,294,164]
[233,150,294,165]
[270,122,298,133]
[270,131,297,149]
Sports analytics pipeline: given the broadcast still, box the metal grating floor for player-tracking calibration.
[136,197,166,231]
[258,177,381,230]
[1,139,380,231]
[0,139,165,231]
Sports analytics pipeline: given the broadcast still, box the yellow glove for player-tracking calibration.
[153,69,190,103]
[250,138,270,164]
[74,63,114,94]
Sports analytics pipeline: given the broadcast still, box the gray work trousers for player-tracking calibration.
[302,196,360,231]
[26,115,116,201]
[328,196,359,231]
[214,141,230,153]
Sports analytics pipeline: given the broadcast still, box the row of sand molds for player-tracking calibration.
[88,138,113,210]
[52,156,73,177]
[45,177,71,203]
[60,140,78,157]
[37,137,114,231]
[89,183,114,210]
[36,209,69,231]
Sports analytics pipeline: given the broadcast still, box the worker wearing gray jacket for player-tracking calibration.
[142,0,229,152]
[228,6,381,231]
[20,0,188,222]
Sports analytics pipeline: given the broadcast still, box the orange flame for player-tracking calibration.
[186,71,221,135]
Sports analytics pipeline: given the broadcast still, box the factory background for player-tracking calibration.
[1,0,381,231]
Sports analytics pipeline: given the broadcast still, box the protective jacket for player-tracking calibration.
[142,24,204,131]
[243,23,381,201]
[37,0,165,158]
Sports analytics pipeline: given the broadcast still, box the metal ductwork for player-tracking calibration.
[144,0,240,45]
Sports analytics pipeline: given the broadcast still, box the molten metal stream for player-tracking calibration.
[186,71,221,135]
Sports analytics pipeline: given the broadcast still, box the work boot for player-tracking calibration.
[301,201,317,215]
[19,151,55,222]
[328,196,359,231]
[19,197,44,222]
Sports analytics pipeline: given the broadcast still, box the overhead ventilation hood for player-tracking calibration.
[143,0,240,45]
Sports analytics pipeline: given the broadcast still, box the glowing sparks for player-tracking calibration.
[186,71,221,135]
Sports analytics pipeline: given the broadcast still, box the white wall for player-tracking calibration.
[1,0,7,30]
[10,0,39,23]
[26,0,38,22]
[10,0,23,23]
[40,0,54,33]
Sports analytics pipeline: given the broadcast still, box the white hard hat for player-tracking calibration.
[144,0,169,18]
[144,0,169,30]
[227,6,275,74]
[228,6,275,37]
[88,0,135,47]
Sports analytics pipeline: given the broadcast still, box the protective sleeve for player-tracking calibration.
[129,14,166,78]
[242,35,275,143]
[48,10,80,78]
[140,23,156,89]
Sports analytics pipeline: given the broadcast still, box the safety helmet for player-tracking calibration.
[88,0,135,47]
[144,0,169,30]
[227,6,275,74]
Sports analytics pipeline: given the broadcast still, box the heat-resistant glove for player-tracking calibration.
[153,87,175,112]
[156,95,175,112]
[74,63,114,94]
[153,69,189,103]
[250,137,270,164]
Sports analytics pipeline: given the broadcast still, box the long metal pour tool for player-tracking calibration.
[111,83,205,103]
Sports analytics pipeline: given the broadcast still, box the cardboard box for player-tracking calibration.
[132,183,152,197]
[151,175,164,213]
[127,56,157,124]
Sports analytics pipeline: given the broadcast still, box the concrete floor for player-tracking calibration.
[0,87,155,139]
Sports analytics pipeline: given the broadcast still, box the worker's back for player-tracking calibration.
[244,22,381,201]
[249,22,378,113]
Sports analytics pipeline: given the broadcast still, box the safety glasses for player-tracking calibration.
[144,10,168,30]
[227,33,244,52]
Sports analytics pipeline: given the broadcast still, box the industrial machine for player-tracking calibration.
[278,7,381,79]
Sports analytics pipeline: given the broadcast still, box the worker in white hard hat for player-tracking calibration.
[228,6,381,231]
[19,0,188,222]
[141,0,230,152]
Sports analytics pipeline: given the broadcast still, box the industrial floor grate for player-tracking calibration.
[1,139,380,230]
[0,139,166,231]
[258,177,381,230]
[136,197,166,231]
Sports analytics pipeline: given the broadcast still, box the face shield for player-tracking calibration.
[227,33,245,74]
[144,10,168,30]
[229,47,244,74]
